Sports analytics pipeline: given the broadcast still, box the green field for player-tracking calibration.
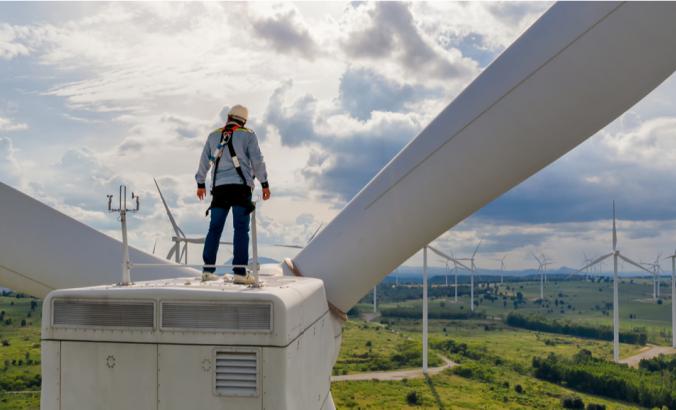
[375,277,673,345]
[0,295,41,410]
[1,278,674,409]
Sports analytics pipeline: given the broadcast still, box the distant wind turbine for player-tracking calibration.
[494,255,508,284]
[427,245,471,305]
[573,201,651,362]
[455,241,482,312]
[531,253,551,300]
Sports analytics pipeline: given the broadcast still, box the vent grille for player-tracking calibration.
[214,351,259,397]
[161,302,271,331]
[53,299,154,328]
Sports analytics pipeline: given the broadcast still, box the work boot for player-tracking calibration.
[202,272,219,282]
[233,273,257,285]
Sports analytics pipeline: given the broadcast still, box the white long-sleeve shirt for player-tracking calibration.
[195,126,269,189]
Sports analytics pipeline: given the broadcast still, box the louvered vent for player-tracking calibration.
[161,302,272,331]
[214,351,259,397]
[53,299,154,328]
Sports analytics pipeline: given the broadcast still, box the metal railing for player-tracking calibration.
[109,185,262,287]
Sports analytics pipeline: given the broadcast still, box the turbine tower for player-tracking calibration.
[666,250,676,348]
[574,201,652,362]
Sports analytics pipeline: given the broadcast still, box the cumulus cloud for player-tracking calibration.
[0,116,28,131]
[338,67,442,120]
[0,23,30,59]
[251,7,319,59]
[262,81,424,202]
[476,115,676,224]
[341,2,478,82]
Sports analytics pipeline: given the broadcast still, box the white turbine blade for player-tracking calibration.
[618,254,653,274]
[472,240,482,258]
[574,252,614,275]
[179,242,188,264]
[152,238,157,255]
[154,178,186,238]
[612,200,617,251]
[166,246,176,260]
[427,245,472,271]
[531,251,543,265]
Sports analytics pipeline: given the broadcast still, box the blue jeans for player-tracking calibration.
[203,205,250,275]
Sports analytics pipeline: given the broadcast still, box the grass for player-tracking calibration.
[378,278,673,345]
[331,369,640,409]
[334,320,441,375]
[0,295,42,410]
[0,279,672,409]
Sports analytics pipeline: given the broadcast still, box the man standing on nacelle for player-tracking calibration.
[195,105,271,284]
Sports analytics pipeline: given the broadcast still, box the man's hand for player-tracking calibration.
[197,188,206,200]
[262,187,271,201]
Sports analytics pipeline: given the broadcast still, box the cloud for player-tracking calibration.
[0,137,22,187]
[0,116,28,131]
[251,7,319,59]
[0,23,30,60]
[262,81,424,202]
[338,67,442,120]
[341,3,478,81]
[474,115,676,224]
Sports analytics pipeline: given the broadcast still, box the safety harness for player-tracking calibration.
[205,123,255,216]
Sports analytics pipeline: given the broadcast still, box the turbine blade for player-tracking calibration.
[427,245,472,271]
[574,252,614,275]
[531,251,542,265]
[166,243,177,260]
[472,240,482,258]
[618,254,653,274]
[154,178,185,238]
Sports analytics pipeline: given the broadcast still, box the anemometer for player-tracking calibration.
[107,185,140,286]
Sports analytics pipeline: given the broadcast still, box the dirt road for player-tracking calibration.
[619,345,676,368]
[331,356,456,382]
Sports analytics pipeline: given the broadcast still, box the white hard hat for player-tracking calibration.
[228,105,248,122]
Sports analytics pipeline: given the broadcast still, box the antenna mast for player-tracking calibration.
[107,185,140,286]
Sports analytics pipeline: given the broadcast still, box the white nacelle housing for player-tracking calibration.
[40,276,340,410]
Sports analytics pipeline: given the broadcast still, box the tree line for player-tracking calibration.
[532,350,675,409]
[506,312,647,345]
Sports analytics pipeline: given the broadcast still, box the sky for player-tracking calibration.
[1,2,676,273]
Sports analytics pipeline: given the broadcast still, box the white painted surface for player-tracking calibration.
[60,341,158,410]
[292,2,676,312]
[41,276,337,410]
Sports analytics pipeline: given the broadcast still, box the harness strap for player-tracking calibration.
[284,258,348,322]
[225,132,248,186]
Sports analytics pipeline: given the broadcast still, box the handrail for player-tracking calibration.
[123,199,262,287]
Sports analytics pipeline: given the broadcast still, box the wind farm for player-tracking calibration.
[2,2,676,410]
